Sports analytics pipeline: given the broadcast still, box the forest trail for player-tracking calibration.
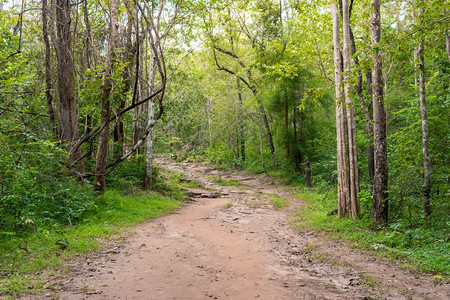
[24,158,448,300]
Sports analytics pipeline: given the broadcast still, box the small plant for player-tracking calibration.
[269,194,289,210]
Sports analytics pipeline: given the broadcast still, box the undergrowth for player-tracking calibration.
[293,189,450,277]
[0,157,185,297]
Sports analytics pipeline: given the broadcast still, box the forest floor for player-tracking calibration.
[19,158,449,300]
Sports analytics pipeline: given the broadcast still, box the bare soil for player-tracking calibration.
[20,159,449,300]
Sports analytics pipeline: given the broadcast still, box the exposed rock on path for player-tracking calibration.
[23,158,449,299]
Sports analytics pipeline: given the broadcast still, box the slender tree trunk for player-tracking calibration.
[82,0,98,68]
[349,25,374,181]
[305,160,312,188]
[248,86,275,165]
[331,2,350,218]
[292,105,302,173]
[55,0,83,172]
[418,0,432,218]
[144,53,156,190]
[370,0,389,225]
[366,70,375,180]
[445,33,450,61]
[342,0,360,218]
[284,98,290,164]
[207,97,212,145]
[94,0,119,194]
[134,18,146,152]
[257,119,265,167]
[114,6,134,158]
[261,104,276,165]
[236,78,245,164]
[42,0,57,138]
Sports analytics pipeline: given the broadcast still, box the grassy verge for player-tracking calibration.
[0,189,183,297]
[292,189,450,278]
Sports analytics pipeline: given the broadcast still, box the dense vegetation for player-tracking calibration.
[0,0,448,295]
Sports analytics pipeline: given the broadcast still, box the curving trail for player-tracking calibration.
[23,158,449,300]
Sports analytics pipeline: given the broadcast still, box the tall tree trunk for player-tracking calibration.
[257,120,265,167]
[292,105,302,173]
[284,98,290,164]
[207,97,212,145]
[445,33,450,61]
[261,103,276,165]
[331,2,350,218]
[114,5,134,158]
[82,0,98,68]
[94,0,119,194]
[42,0,57,138]
[366,70,375,180]
[418,0,432,218]
[133,17,146,153]
[342,0,360,218]
[144,52,156,190]
[305,160,312,188]
[370,0,389,225]
[349,24,374,181]
[55,0,83,172]
[236,78,245,164]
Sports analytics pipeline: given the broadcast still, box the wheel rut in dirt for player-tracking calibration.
[26,158,449,300]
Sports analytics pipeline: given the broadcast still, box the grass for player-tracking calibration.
[292,189,450,278]
[208,175,245,188]
[163,169,203,189]
[268,194,289,210]
[0,189,183,297]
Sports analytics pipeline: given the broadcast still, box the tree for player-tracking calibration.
[331,0,359,219]
[42,0,56,138]
[54,0,83,171]
[206,3,276,165]
[342,0,360,218]
[94,0,120,193]
[417,0,432,218]
[370,0,388,225]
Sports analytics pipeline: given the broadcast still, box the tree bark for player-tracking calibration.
[418,0,432,218]
[370,0,389,225]
[446,33,450,61]
[292,105,302,173]
[236,78,245,164]
[82,0,98,68]
[42,0,57,138]
[342,0,360,218]
[94,0,119,194]
[55,0,83,172]
[284,98,290,164]
[305,160,312,188]
[133,17,146,153]
[114,4,134,158]
[349,25,374,181]
[331,1,350,218]
[144,51,156,190]
[366,70,375,180]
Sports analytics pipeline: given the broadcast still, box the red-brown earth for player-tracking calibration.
[19,158,449,299]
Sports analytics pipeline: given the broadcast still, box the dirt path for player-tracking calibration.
[23,159,449,300]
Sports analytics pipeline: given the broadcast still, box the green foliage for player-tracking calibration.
[0,187,183,297]
[294,189,450,275]
[106,154,147,192]
[0,137,95,232]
